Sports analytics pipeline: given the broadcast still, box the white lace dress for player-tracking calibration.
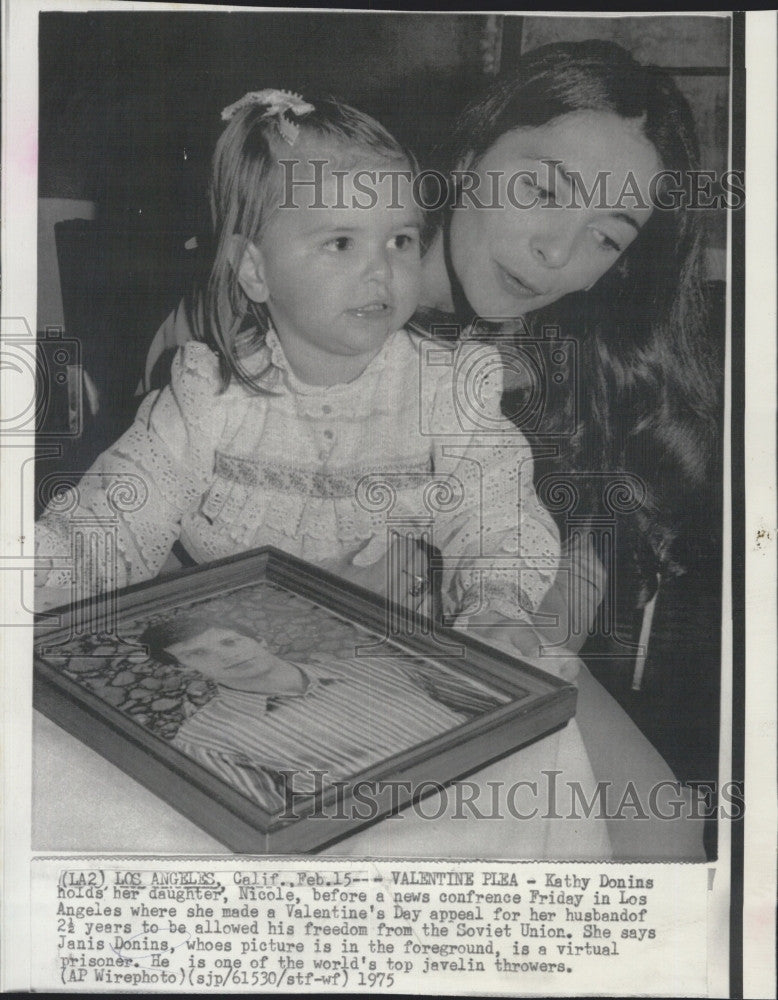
[36,327,560,619]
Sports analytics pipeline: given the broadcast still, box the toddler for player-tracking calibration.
[36,89,560,636]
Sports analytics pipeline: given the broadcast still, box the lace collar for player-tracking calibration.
[244,325,398,397]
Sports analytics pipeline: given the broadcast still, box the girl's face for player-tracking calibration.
[239,157,421,384]
[448,110,661,319]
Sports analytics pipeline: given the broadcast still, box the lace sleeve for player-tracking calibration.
[36,343,226,599]
[427,341,560,622]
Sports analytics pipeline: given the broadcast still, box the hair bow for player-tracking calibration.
[220,89,315,145]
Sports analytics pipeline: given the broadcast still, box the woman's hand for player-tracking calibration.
[536,532,606,655]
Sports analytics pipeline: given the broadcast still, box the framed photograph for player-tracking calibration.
[33,546,576,854]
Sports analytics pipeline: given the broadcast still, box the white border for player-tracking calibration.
[1,5,773,995]
[743,11,777,999]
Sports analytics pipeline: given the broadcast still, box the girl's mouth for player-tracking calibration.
[349,302,392,319]
[495,264,545,300]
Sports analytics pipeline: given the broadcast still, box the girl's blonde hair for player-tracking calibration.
[205,95,416,391]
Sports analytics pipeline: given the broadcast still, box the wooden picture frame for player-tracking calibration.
[34,547,576,854]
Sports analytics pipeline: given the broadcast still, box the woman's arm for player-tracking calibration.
[427,341,562,628]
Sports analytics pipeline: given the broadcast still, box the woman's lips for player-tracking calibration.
[495,263,546,300]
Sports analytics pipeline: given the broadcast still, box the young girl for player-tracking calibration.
[36,90,561,642]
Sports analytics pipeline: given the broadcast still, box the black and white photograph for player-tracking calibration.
[32,6,730,860]
[1,4,773,997]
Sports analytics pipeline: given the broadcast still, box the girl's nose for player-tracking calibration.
[528,216,577,269]
[365,248,392,283]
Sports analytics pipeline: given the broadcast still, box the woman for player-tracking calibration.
[416,40,720,859]
[415,41,720,860]
[416,40,720,626]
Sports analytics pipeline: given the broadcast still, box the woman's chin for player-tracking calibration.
[464,285,569,323]
[466,294,535,322]
[458,278,537,321]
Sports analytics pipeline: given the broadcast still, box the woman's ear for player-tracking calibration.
[234,238,269,303]
[451,151,477,184]
[448,152,477,205]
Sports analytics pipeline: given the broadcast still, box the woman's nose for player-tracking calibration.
[528,217,577,269]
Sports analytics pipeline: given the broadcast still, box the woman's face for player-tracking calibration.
[448,110,661,318]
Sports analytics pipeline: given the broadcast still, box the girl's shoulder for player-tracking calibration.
[153,342,274,443]
[391,327,505,435]
[388,326,456,392]
[169,340,270,401]
[171,340,221,385]
[397,325,503,388]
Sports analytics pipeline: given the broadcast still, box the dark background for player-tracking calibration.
[36,11,731,851]
[39,11,730,369]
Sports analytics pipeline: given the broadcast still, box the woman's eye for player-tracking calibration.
[521,176,555,203]
[591,229,622,253]
[220,638,237,647]
[389,233,417,251]
[323,236,353,252]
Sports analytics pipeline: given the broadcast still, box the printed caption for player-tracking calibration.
[35,860,708,994]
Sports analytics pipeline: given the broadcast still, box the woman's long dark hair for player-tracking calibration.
[430,40,723,598]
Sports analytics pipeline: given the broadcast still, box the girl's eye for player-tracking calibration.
[323,236,353,252]
[189,647,208,656]
[220,638,237,647]
[389,233,417,251]
[591,229,622,253]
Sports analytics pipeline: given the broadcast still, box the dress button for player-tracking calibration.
[318,450,328,462]
[322,404,332,414]
[323,429,334,440]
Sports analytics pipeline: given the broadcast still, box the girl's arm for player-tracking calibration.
[427,341,562,632]
[35,343,225,609]
[461,531,605,676]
